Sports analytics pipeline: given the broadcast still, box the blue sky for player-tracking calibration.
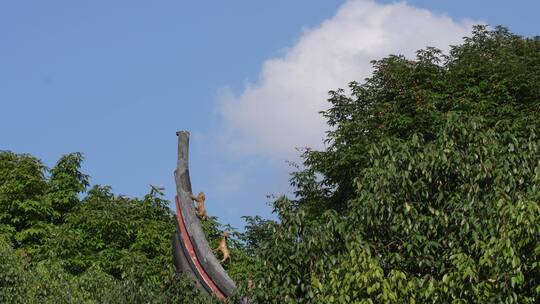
[1,1,539,230]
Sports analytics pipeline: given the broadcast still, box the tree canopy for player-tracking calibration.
[0,151,227,303]
[234,26,540,303]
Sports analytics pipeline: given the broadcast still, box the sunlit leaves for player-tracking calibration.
[237,26,540,303]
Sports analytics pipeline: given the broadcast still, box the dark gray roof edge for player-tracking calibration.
[172,229,213,295]
[174,131,237,297]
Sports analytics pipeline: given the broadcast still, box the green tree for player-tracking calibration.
[0,151,223,303]
[295,26,540,216]
[240,26,540,303]
[46,152,89,219]
[0,151,50,249]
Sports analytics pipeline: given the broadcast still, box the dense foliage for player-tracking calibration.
[0,152,227,303]
[233,26,540,303]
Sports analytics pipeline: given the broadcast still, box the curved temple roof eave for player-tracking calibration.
[172,131,237,299]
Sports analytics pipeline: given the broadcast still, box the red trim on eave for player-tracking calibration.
[175,196,226,300]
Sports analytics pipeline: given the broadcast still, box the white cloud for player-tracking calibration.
[218,0,478,160]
